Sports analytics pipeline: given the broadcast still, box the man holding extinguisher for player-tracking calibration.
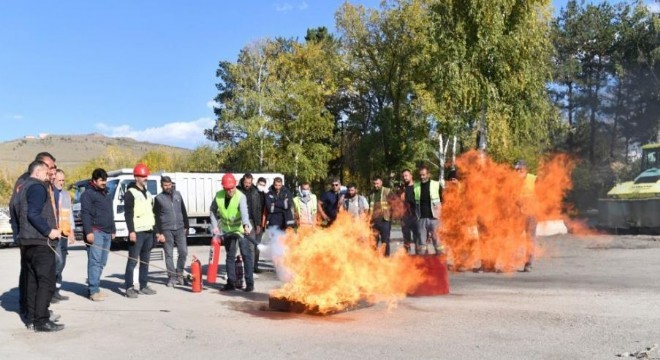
[210,173,254,292]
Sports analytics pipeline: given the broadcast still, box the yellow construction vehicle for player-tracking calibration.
[598,143,660,233]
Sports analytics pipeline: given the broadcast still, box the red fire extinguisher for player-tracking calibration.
[235,255,244,289]
[191,256,202,293]
[207,236,221,284]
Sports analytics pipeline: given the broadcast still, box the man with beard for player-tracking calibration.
[265,177,295,231]
[237,173,264,273]
[154,176,189,287]
[81,168,116,301]
[52,169,76,302]
[123,164,157,298]
[368,176,395,256]
[9,152,59,327]
[18,160,63,332]
[343,183,369,217]
[400,169,419,255]
[210,173,254,292]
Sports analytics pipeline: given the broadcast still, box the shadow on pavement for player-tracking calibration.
[0,287,22,323]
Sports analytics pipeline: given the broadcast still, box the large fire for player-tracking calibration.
[270,212,427,314]
[442,151,576,272]
[270,151,576,312]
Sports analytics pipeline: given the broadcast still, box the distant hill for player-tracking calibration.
[0,133,191,174]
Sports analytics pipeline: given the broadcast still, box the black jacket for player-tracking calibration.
[237,184,264,226]
[80,181,116,235]
[17,178,57,246]
[265,186,295,230]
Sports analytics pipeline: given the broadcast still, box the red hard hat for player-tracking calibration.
[133,163,150,177]
[221,173,236,190]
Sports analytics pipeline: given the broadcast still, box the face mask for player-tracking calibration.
[258,185,266,193]
[301,190,310,196]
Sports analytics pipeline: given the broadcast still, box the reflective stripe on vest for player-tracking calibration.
[369,187,391,221]
[128,187,155,232]
[215,190,244,234]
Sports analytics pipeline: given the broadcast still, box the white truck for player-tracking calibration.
[0,208,14,246]
[72,169,284,244]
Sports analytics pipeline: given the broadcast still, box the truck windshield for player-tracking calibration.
[106,180,120,199]
[73,180,119,204]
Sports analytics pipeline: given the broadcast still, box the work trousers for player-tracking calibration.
[418,218,441,254]
[23,244,56,326]
[224,233,254,286]
[372,218,391,256]
[163,228,188,279]
[125,232,153,289]
[401,214,419,253]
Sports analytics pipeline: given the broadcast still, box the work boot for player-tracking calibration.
[176,274,189,286]
[34,321,64,333]
[140,286,157,295]
[220,281,236,292]
[125,287,139,299]
[52,290,69,302]
[243,283,254,292]
[166,278,175,288]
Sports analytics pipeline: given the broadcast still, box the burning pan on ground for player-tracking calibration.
[268,297,373,315]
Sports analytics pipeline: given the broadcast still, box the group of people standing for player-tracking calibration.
[288,165,445,257]
[9,156,191,332]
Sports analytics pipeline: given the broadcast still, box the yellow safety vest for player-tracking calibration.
[369,187,392,221]
[128,187,155,232]
[414,180,441,219]
[522,174,537,197]
[293,195,317,224]
[215,190,244,235]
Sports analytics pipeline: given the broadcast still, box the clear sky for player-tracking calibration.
[0,0,617,148]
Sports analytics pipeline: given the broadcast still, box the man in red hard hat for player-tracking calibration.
[123,163,158,298]
[210,173,254,292]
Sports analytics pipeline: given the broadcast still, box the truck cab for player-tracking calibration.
[72,169,159,241]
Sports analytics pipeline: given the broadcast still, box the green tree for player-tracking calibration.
[207,38,336,183]
[336,0,432,181]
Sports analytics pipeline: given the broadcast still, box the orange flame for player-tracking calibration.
[441,151,576,272]
[271,212,426,313]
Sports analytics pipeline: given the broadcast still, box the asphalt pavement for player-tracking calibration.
[1,234,659,359]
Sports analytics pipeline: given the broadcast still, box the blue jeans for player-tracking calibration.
[87,231,111,296]
[55,237,69,289]
[125,232,153,289]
